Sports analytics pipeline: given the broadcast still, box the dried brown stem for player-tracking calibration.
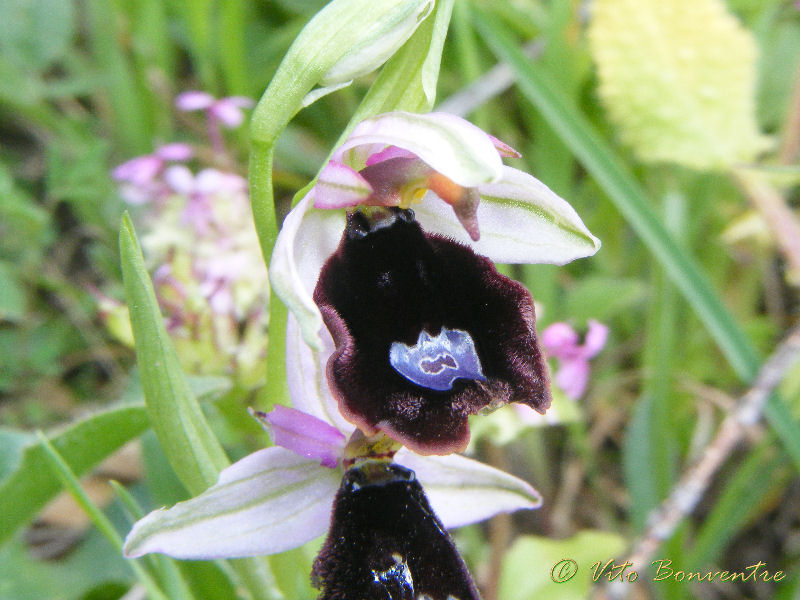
[483,442,513,600]
[733,169,800,284]
[778,61,800,165]
[597,325,800,600]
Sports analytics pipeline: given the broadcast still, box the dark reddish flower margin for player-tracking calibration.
[314,208,551,455]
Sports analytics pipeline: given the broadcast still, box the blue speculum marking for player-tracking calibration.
[389,328,486,391]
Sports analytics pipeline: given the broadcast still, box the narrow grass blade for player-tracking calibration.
[0,404,149,546]
[111,481,198,600]
[119,213,229,496]
[37,432,170,600]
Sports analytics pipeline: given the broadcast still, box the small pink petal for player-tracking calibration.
[252,406,346,469]
[175,91,215,111]
[209,287,234,315]
[555,357,590,400]
[155,143,194,161]
[210,101,246,128]
[163,165,196,195]
[118,183,154,205]
[541,322,579,356]
[583,320,609,358]
[195,169,246,195]
[224,96,255,108]
[365,145,417,166]
[182,197,213,233]
[489,135,521,158]
[449,187,481,242]
[112,155,162,185]
[195,168,229,195]
[314,161,373,209]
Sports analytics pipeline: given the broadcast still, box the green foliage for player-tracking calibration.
[2,1,800,598]
[119,214,229,496]
[0,404,149,546]
[499,531,626,600]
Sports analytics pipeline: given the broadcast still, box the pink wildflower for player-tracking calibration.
[541,320,608,399]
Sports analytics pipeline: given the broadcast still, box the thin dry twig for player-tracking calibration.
[597,325,800,600]
[483,442,514,600]
[778,61,800,165]
[733,170,800,284]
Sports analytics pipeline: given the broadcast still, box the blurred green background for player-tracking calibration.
[2,0,800,599]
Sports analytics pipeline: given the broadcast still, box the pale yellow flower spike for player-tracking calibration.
[588,0,771,171]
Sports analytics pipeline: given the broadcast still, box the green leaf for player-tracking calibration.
[563,276,647,324]
[0,261,28,322]
[350,0,455,120]
[0,429,34,481]
[687,439,785,567]
[119,214,229,496]
[37,432,170,600]
[0,0,75,70]
[0,404,149,547]
[0,530,130,600]
[499,531,626,600]
[120,217,282,599]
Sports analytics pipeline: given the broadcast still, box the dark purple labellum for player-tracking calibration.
[314,208,551,455]
[311,461,481,600]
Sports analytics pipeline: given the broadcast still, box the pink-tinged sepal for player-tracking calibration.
[251,405,346,469]
[488,134,522,158]
[314,161,374,209]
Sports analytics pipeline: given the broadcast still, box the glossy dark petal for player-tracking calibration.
[313,209,550,455]
[311,462,481,600]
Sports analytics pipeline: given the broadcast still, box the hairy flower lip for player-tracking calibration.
[314,209,551,455]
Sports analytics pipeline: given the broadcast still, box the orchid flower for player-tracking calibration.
[112,143,193,205]
[541,320,609,400]
[270,111,601,351]
[175,91,254,155]
[122,322,541,560]
[269,111,600,453]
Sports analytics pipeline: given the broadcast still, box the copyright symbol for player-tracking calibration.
[551,559,578,583]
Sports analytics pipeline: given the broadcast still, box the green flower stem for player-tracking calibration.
[37,432,171,600]
[253,0,453,408]
[264,295,290,408]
